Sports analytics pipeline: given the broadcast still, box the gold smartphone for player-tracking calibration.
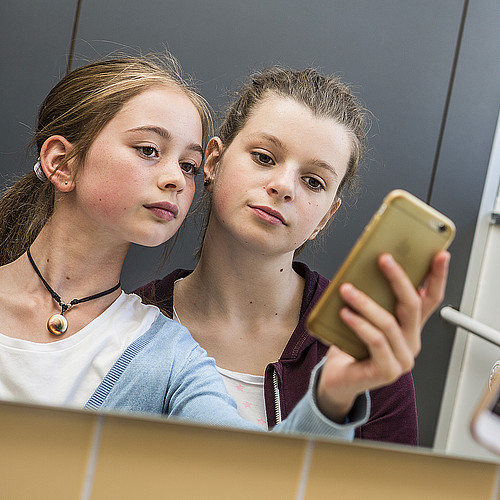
[306,189,456,359]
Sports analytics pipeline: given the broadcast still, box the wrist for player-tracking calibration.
[316,382,356,424]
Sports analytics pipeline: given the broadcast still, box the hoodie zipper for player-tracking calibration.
[273,368,282,425]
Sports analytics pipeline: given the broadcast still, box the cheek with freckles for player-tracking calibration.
[77,176,140,224]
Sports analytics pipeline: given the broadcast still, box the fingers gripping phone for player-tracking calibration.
[306,189,456,360]
[471,374,500,456]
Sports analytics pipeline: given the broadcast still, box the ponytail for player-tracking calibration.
[0,172,54,265]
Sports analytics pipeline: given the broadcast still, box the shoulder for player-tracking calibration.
[106,312,205,383]
[277,262,330,359]
[293,261,329,290]
[133,268,193,315]
[293,261,330,314]
[86,313,206,414]
[134,268,192,296]
[141,313,199,353]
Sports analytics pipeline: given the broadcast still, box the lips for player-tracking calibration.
[144,201,179,221]
[250,205,286,225]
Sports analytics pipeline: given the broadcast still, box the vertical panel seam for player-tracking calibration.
[80,414,105,500]
[427,0,470,204]
[66,0,83,74]
[489,464,500,500]
[295,439,315,500]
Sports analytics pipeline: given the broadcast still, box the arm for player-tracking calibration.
[89,315,369,440]
[166,341,369,440]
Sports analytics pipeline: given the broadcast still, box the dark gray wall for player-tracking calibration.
[1,0,499,449]
[0,1,76,181]
[416,0,500,449]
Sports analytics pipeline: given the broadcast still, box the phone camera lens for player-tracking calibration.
[430,220,447,233]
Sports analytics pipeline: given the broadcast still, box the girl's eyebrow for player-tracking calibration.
[127,125,172,139]
[248,132,339,178]
[126,125,204,157]
[247,132,285,150]
[310,159,340,179]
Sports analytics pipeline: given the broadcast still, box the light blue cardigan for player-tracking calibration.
[85,313,369,439]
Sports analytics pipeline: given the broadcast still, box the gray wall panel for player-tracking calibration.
[0,1,77,186]
[414,0,500,446]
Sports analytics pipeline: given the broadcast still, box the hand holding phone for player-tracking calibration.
[306,190,455,359]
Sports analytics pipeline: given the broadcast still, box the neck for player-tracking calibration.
[26,216,128,301]
[0,204,131,341]
[180,227,303,322]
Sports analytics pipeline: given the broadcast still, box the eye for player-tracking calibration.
[136,146,159,159]
[180,162,199,175]
[303,176,326,192]
[251,151,275,165]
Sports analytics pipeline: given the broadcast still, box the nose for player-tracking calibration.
[157,160,186,192]
[266,165,295,202]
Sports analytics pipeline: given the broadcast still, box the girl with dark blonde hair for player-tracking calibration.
[137,67,450,444]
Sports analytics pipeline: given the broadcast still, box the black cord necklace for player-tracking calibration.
[27,247,121,336]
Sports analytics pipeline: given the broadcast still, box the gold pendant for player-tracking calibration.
[47,314,68,336]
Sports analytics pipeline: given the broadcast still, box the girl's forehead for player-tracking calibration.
[95,86,204,148]
[123,85,196,113]
[118,87,201,125]
[240,94,350,143]
[244,94,329,131]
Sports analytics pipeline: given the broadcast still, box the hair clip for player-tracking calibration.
[33,158,47,182]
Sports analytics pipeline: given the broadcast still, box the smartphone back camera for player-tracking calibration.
[429,219,447,233]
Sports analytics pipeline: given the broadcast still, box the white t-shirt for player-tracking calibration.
[0,292,158,408]
[215,366,268,429]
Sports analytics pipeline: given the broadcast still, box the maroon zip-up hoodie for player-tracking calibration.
[134,261,418,446]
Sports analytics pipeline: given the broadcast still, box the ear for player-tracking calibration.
[308,198,342,241]
[39,136,75,192]
[203,137,224,191]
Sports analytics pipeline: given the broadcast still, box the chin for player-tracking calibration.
[132,232,177,248]
[138,239,173,248]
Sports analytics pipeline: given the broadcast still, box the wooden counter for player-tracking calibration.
[0,401,498,499]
